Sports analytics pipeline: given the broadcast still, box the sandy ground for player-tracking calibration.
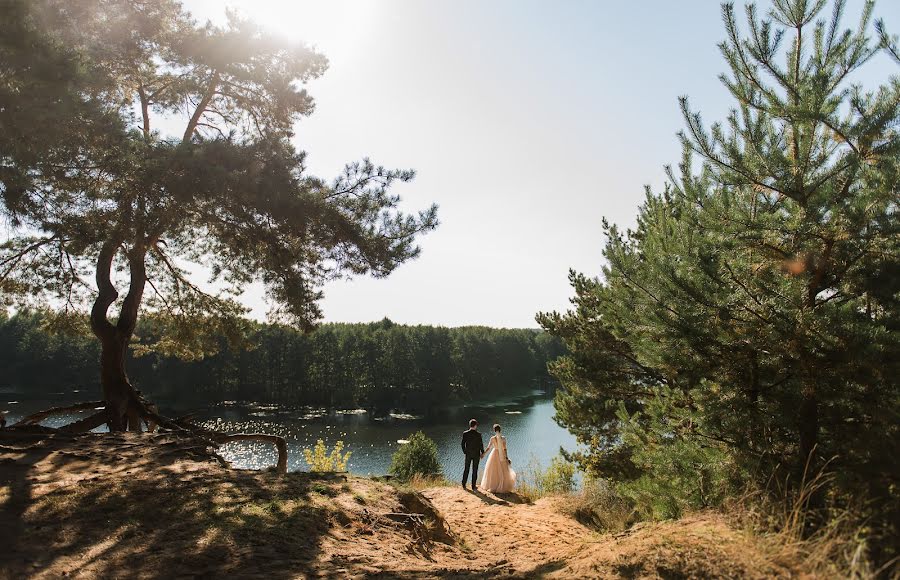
[421,487,594,576]
[1,430,790,579]
[422,487,787,579]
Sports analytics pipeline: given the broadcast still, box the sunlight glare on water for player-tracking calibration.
[2,393,579,477]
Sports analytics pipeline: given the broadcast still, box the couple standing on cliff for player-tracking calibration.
[461,418,516,493]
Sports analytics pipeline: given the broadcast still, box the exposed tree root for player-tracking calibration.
[9,400,290,475]
[12,401,105,427]
[59,410,111,433]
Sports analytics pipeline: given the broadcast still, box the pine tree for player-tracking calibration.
[0,0,438,431]
[539,0,899,552]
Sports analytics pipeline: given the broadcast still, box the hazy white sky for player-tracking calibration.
[181,0,900,328]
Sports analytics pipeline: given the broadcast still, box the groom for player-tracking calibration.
[461,418,484,490]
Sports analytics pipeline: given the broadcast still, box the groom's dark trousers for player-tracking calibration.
[462,455,479,488]
[461,428,484,488]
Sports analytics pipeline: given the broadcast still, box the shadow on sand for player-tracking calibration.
[469,489,529,507]
[0,429,332,579]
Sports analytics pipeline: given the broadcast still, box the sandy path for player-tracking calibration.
[421,487,788,579]
[422,487,598,577]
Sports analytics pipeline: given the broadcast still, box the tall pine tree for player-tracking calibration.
[540,0,899,552]
[0,1,438,431]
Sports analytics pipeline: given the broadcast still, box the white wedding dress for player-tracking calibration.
[479,434,516,493]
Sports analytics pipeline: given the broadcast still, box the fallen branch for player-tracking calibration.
[11,397,290,476]
[12,401,105,427]
[382,512,426,523]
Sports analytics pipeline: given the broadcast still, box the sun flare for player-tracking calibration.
[210,0,374,59]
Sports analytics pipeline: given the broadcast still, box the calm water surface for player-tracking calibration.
[1,391,579,478]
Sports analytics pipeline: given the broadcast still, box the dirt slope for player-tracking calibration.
[1,431,791,579]
[423,487,789,579]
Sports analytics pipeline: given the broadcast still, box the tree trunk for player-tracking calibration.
[90,238,148,432]
[99,332,141,431]
[798,387,818,470]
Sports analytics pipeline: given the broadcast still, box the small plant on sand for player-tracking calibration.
[311,482,337,497]
[516,455,545,501]
[518,453,577,501]
[541,455,577,494]
[389,432,442,482]
[303,440,351,472]
[405,473,453,491]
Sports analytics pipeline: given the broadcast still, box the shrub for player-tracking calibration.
[540,455,577,494]
[303,439,351,472]
[518,454,577,501]
[389,431,442,481]
[560,476,633,533]
[516,455,544,501]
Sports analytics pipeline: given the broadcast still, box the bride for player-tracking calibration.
[479,423,516,493]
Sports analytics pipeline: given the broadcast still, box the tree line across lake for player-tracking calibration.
[0,312,564,412]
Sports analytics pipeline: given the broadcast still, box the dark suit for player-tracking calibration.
[461,428,484,488]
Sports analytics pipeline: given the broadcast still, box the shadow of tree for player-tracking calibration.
[0,429,61,570]
[2,431,573,578]
[1,430,334,579]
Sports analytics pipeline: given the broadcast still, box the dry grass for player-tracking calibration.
[535,460,890,577]
[555,477,634,534]
[514,456,631,532]
[397,473,455,492]
[725,462,892,579]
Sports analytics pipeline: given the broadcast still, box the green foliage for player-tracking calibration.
[614,386,736,519]
[540,456,577,495]
[518,454,577,499]
[302,440,351,473]
[538,0,899,562]
[0,0,437,369]
[0,312,562,410]
[389,432,442,481]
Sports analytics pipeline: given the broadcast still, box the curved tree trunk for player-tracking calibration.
[98,332,140,431]
[90,237,148,432]
[81,237,290,476]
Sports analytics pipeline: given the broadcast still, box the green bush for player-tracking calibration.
[518,454,577,500]
[389,431,442,481]
[614,390,735,520]
[302,439,351,472]
[540,455,577,494]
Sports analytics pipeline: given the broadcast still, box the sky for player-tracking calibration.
[180,0,900,328]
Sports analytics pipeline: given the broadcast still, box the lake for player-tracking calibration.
[1,391,579,479]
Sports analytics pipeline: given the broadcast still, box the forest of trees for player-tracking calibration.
[539,0,898,563]
[0,311,564,412]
